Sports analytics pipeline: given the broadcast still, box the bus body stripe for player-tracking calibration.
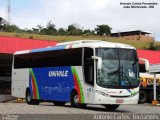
[31,76,37,99]
[30,45,66,53]
[71,66,85,103]
[127,89,136,95]
[73,74,81,102]
[30,68,40,99]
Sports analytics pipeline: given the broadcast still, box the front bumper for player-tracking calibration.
[94,92,139,104]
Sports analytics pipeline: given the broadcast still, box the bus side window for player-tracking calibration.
[84,48,94,86]
[14,54,29,68]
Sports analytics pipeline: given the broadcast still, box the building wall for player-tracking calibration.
[119,35,154,42]
[0,36,58,54]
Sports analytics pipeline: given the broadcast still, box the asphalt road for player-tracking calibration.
[0,101,160,120]
[0,101,159,114]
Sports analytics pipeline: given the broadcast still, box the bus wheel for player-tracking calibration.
[26,89,39,105]
[71,91,80,107]
[104,105,119,111]
[53,101,66,106]
[80,103,87,108]
[138,91,147,104]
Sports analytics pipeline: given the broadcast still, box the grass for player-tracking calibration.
[0,32,158,49]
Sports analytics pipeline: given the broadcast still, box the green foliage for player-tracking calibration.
[29,36,34,39]
[67,24,76,31]
[58,28,66,36]
[95,24,112,36]
[68,29,83,35]
[0,25,5,30]
[83,29,95,35]
[37,25,43,31]
[32,28,39,34]
[44,21,57,35]
[0,20,114,37]
[1,24,21,32]
[145,41,160,50]
[67,24,83,35]
[32,21,58,35]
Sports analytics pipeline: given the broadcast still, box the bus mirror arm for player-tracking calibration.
[139,58,149,72]
[92,56,102,70]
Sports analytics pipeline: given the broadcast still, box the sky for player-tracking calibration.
[0,0,160,40]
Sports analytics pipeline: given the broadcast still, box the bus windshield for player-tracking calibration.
[96,48,139,89]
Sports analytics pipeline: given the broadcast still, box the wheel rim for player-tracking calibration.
[27,93,31,102]
[74,95,79,105]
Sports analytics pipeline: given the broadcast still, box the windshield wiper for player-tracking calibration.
[107,67,119,74]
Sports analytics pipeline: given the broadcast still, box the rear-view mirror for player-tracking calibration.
[92,56,102,69]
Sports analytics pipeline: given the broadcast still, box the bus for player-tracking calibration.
[12,40,140,110]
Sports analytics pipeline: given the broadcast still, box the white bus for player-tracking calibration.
[12,40,139,110]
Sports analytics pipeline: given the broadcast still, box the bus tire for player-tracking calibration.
[71,91,80,107]
[53,101,66,106]
[33,100,40,105]
[26,89,40,105]
[138,91,147,104]
[104,105,119,111]
[80,103,87,108]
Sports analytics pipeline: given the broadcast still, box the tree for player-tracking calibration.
[23,28,32,33]
[0,17,17,32]
[37,25,43,32]
[44,21,57,35]
[145,41,160,50]
[32,28,39,34]
[0,24,4,31]
[83,29,95,35]
[95,24,112,36]
[4,24,21,32]
[67,24,76,31]
[0,17,7,25]
[58,28,66,36]
[67,24,83,35]
[0,17,3,25]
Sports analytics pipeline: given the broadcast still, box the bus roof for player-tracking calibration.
[14,40,136,55]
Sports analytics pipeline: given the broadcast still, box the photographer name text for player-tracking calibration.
[120,2,158,8]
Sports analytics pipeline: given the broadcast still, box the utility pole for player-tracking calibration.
[7,0,11,25]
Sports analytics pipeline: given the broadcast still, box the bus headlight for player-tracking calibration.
[95,90,110,97]
[131,91,139,97]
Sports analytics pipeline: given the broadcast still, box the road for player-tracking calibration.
[0,101,159,114]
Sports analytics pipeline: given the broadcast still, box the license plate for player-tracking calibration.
[116,99,124,103]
